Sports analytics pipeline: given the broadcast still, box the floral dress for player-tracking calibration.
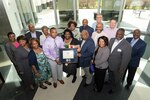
[35,52,51,83]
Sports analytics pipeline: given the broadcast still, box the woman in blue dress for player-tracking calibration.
[28,38,51,89]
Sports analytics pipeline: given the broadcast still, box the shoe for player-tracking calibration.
[84,83,90,87]
[93,88,101,93]
[39,84,47,89]
[53,82,57,88]
[58,80,65,84]
[108,89,114,94]
[104,81,110,85]
[72,76,77,83]
[45,81,52,85]
[67,74,71,78]
[125,84,130,90]
[29,84,35,90]
[82,75,86,78]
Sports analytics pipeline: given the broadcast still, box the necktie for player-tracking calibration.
[54,39,59,55]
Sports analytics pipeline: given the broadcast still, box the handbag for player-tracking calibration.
[89,64,95,74]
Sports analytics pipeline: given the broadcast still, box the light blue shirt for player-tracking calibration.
[130,38,139,47]
[31,32,37,38]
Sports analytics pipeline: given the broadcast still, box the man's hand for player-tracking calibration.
[19,71,24,75]
[55,59,61,65]
[77,53,81,57]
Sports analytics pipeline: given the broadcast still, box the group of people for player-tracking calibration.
[4,14,147,95]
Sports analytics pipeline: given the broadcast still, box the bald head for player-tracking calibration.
[82,19,88,27]
[28,24,35,33]
[133,29,141,39]
[81,30,89,40]
[96,23,103,33]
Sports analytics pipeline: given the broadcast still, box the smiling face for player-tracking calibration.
[31,40,39,49]
[82,19,88,27]
[8,34,16,42]
[28,24,35,33]
[50,28,57,38]
[109,19,117,29]
[70,23,76,31]
[64,32,72,40]
[81,30,89,40]
[96,14,103,23]
[116,29,124,40]
[96,23,103,33]
[98,38,105,48]
[18,39,26,47]
[42,27,49,36]
[133,29,141,39]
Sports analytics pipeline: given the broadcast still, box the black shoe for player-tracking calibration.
[72,76,77,83]
[67,74,71,78]
[108,89,114,94]
[125,84,130,90]
[84,83,90,87]
[82,75,86,78]
[45,81,52,85]
[104,81,110,85]
[93,87,101,93]
[39,84,47,89]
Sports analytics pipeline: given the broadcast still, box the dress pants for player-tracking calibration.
[94,67,107,92]
[123,66,137,86]
[48,60,63,83]
[108,69,123,91]
[83,67,93,84]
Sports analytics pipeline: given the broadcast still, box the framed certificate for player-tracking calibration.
[59,48,78,63]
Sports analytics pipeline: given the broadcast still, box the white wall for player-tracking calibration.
[2,0,23,36]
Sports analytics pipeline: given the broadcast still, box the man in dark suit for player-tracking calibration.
[123,29,147,89]
[79,19,94,37]
[108,28,132,94]
[78,30,95,87]
[25,24,42,41]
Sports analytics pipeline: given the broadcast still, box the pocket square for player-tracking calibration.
[117,49,122,52]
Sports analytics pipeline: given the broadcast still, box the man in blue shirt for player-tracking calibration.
[79,19,94,37]
[123,29,147,89]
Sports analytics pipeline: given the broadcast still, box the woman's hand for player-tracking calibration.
[91,60,94,64]
[35,72,40,77]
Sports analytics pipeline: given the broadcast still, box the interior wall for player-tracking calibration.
[2,0,23,37]
[0,0,12,44]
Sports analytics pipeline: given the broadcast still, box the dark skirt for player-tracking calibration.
[63,63,78,75]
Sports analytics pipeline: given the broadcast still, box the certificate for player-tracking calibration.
[62,50,74,59]
[59,48,78,63]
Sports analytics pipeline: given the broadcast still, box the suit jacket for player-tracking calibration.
[79,25,94,37]
[108,38,132,72]
[25,31,42,41]
[79,37,95,68]
[126,38,147,67]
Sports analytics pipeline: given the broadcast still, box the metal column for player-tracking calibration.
[53,0,58,27]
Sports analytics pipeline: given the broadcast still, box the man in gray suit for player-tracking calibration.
[108,28,132,94]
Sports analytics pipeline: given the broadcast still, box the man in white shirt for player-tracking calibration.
[25,24,42,41]
[91,23,107,46]
[108,28,132,94]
